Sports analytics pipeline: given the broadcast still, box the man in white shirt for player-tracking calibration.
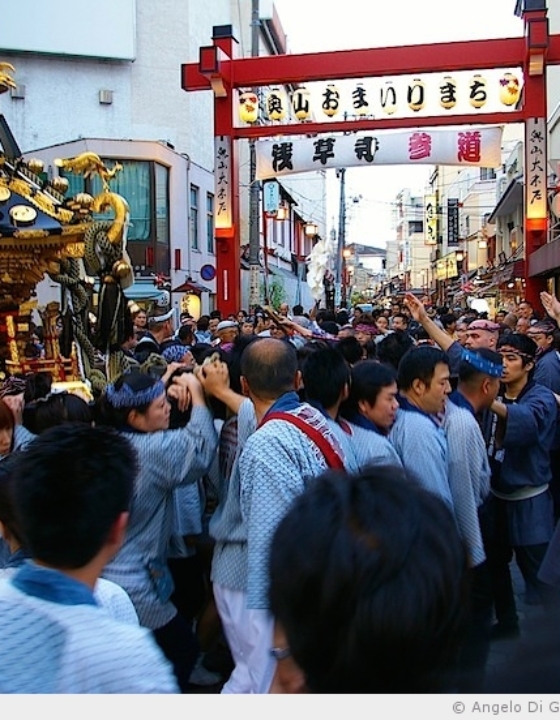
[0,423,178,693]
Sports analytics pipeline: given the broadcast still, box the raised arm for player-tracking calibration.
[403,292,454,352]
[540,291,560,325]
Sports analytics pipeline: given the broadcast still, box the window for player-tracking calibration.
[408,220,423,234]
[206,192,214,254]
[62,159,152,241]
[480,168,496,181]
[155,164,169,245]
[190,184,199,251]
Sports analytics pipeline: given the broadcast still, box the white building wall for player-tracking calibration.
[548,1,560,165]
[0,0,327,314]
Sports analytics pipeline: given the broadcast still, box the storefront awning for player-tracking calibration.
[171,279,212,294]
[94,278,167,302]
[488,177,523,223]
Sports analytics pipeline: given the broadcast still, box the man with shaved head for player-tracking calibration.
[235,338,353,693]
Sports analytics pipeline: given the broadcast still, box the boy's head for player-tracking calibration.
[13,424,136,569]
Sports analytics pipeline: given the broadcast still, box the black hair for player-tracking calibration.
[28,393,93,435]
[497,333,538,367]
[301,346,350,410]
[292,304,304,316]
[397,346,450,391]
[269,466,469,693]
[197,315,210,331]
[409,326,432,345]
[13,424,136,569]
[23,372,52,404]
[240,338,298,400]
[336,336,364,366]
[376,330,414,371]
[316,309,336,324]
[0,453,24,547]
[340,360,397,420]
[178,325,194,344]
[320,320,339,336]
[392,312,409,326]
[226,334,259,395]
[441,313,458,329]
[335,310,349,326]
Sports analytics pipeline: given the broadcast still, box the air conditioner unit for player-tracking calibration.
[99,89,113,105]
[10,84,25,100]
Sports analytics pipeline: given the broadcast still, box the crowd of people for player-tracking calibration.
[1,289,560,693]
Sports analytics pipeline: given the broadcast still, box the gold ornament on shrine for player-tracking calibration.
[292,86,311,121]
[238,91,259,124]
[27,158,45,175]
[322,84,340,117]
[469,74,487,109]
[352,82,370,116]
[407,78,425,112]
[439,76,457,110]
[380,82,397,115]
[499,72,521,107]
[267,87,287,121]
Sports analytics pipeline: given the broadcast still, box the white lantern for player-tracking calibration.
[380,82,397,115]
[239,91,259,124]
[292,86,311,121]
[267,88,287,121]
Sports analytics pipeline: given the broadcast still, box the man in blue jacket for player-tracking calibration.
[484,333,559,639]
[527,320,560,519]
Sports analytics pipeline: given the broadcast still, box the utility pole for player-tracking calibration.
[248,0,261,311]
[335,167,346,308]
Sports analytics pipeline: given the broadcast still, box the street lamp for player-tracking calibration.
[342,247,352,305]
[304,221,318,237]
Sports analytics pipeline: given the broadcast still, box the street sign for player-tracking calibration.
[263,179,279,216]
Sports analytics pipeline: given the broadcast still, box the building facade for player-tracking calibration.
[0,0,324,316]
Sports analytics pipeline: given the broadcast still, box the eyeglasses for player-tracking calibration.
[269,646,291,661]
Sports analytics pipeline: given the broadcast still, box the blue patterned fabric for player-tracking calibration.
[240,403,348,609]
[102,406,218,629]
[484,382,557,546]
[341,419,403,471]
[443,400,490,567]
[389,404,453,509]
[210,399,258,591]
[0,568,177,693]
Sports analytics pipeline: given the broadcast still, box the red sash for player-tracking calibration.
[260,411,344,469]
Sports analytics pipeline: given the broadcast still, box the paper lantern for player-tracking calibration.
[239,91,259,124]
[407,79,425,112]
[380,82,397,115]
[439,76,457,110]
[469,74,487,109]
[267,88,287,121]
[292,86,311,121]
[499,72,521,107]
[322,84,340,117]
[352,82,370,116]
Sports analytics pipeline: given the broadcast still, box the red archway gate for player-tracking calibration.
[182,4,560,315]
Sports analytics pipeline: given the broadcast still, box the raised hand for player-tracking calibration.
[403,292,428,323]
[540,291,560,323]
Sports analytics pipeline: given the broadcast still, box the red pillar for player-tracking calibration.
[212,30,240,316]
[523,6,549,312]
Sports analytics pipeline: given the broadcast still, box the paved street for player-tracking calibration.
[486,559,546,684]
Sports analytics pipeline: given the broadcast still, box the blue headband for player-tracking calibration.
[461,348,503,378]
[106,378,165,409]
[162,345,187,363]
